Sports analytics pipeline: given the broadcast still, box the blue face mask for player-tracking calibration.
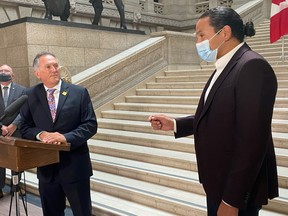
[196,29,224,62]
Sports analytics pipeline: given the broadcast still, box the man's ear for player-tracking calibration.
[34,70,40,79]
[222,25,232,40]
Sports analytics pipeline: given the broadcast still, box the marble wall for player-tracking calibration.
[0,18,148,87]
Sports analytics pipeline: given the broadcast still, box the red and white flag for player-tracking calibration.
[270,0,288,43]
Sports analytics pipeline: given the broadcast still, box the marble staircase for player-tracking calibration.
[18,20,288,215]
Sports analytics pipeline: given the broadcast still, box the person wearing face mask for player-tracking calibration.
[149,6,278,216]
[0,64,27,199]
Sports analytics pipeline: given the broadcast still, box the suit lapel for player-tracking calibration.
[7,83,15,106]
[0,88,4,111]
[55,81,69,123]
[197,43,251,126]
[36,84,54,122]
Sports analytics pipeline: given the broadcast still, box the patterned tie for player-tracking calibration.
[3,86,9,107]
[47,89,56,122]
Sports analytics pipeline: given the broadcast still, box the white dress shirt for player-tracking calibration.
[204,42,244,102]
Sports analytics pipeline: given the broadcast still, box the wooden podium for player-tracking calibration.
[0,136,70,172]
[0,136,70,215]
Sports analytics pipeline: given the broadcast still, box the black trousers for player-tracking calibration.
[207,197,262,216]
[39,175,91,216]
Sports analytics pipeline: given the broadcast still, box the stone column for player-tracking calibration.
[209,0,220,9]
[124,0,141,12]
[144,0,155,13]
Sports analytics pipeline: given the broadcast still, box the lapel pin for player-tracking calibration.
[62,91,68,96]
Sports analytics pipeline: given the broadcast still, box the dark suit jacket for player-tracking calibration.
[175,43,278,209]
[0,82,26,137]
[20,80,97,184]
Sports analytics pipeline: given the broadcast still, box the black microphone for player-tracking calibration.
[0,95,28,123]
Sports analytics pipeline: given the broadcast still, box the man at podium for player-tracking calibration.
[20,52,98,216]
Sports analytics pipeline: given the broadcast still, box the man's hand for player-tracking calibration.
[149,114,174,131]
[217,201,238,216]
[39,132,67,145]
[1,124,17,137]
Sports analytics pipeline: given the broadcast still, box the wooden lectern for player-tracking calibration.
[0,136,70,215]
[0,136,70,172]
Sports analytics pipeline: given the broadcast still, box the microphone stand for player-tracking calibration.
[9,171,28,216]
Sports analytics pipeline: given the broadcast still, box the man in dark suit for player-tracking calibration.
[20,52,97,216]
[149,6,278,216]
[0,64,26,199]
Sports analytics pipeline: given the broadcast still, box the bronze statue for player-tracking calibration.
[43,0,71,21]
[90,0,127,29]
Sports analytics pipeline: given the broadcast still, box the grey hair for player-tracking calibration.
[33,52,57,71]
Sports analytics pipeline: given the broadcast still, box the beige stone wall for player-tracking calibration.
[0,19,148,87]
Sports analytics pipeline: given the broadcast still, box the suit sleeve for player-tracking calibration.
[63,88,97,149]
[174,115,195,138]
[222,57,277,208]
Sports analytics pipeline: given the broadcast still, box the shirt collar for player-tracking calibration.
[215,42,244,71]
[44,79,62,92]
[1,82,12,89]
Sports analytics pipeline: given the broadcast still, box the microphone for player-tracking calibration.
[0,95,28,123]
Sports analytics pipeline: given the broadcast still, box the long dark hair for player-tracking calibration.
[200,6,255,42]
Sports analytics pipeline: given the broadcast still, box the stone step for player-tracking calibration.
[90,170,288,216]
[251,43,288,52]
[113,102,198,114]
[88,138,197,170]
[97,118,174,136]
[124,95,288,108]
[258,52,288,59]
[12,171,288,216]
[155,73,288,83]
[90,153,203,194]
[272,120,288,133]
[136,88,203,96]
[173,61,287,73]
[125,95,200,105]
[164,69,213,76]
[146,82,206,89]
[90,191,177,216]
[17,172,178,216]
[100,110,185,122]
[92,151,288,191]
[155,75,210,83]
[272,108,288,120]
[90,170,207,216]
[146,80,288,89]
[273,132,288,149]
[97,117,288,142]
[246,36,288,44]
[93,127,194,153]
[135,88,288,98]
[253,46,288,53]
[92,128,288,168]
[165,65,288,75]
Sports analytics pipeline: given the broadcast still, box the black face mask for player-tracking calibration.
[0,73,12,82]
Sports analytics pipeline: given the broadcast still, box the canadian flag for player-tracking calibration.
[270,0,288,43]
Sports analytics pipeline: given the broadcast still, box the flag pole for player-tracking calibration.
[280,36,286,63]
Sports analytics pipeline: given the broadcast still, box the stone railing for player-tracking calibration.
[73,31,199,108]
[235,0,267,25]
[72,36,167,108]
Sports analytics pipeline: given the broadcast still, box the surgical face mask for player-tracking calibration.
[0,73,12,82]
[196,29,224,62]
